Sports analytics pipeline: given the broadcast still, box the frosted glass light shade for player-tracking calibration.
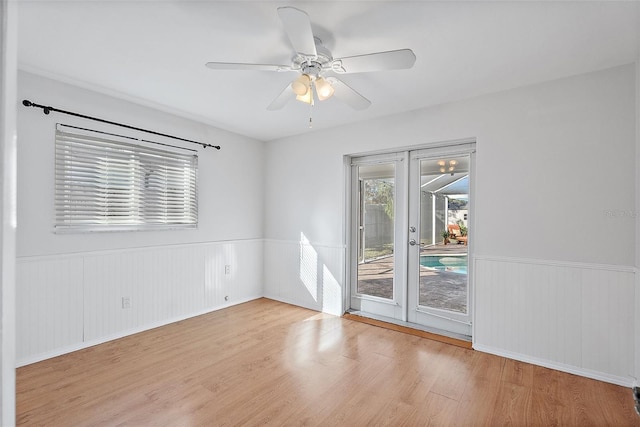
[291,74,311,96]
[296,89,313,105]
[315,77,335,101]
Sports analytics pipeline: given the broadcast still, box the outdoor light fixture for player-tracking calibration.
[437,159,459,175]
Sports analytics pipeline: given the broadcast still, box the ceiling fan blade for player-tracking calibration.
[277,6,317,58]
[328,78,371,110]
[205,62,292,72]
[332,49,416,74]
[267,84,293,111]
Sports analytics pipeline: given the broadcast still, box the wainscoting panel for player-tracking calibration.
[264,239,344,316]
[474,256,635,386]
[83,245,207,342]
[16,256,84,363]
[17,239,263,366]
[203,240,264,306]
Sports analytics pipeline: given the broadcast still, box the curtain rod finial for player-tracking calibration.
[22,99,32,107]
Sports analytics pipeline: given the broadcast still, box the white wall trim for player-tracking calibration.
[634,22,640,388]
[263,295,321,313]
[16,295,261,367]
[0,0,17,424]
[345,137,478,159]
[17,237,264,262]
[474,254,636,273]
[474,343,635,388]
[474,256,635,387]
[263,238,344,250]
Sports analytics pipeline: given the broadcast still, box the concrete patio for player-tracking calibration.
[357,242,468,313]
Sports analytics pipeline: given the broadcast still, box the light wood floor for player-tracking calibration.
[17,298,638,426]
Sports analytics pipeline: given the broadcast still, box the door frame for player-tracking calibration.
[344,138,476,338]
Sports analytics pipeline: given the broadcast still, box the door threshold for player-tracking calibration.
[343,310,472,349]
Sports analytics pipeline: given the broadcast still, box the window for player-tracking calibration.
[54,125,198,232]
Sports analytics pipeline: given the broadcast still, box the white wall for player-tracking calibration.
[16,71,266,364]
[264,64,637,385]
[266,64,635,265]
[18,71,264,257]
[0,0,17,424]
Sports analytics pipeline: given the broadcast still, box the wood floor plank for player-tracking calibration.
[489,382,534,426]
[452,351,504,425]
[501,358,535,387]
[402,392,459,426]
[429,345,477,401]
[16,298,639,426]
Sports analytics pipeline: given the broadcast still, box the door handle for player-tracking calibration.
[409,239,417,246]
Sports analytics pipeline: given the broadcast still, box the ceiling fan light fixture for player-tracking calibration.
[315,77,335,101]
[205,6,414,115]
[296,89,314,105]
[291,74,311,96]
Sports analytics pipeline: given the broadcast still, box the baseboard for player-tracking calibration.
[473,343,635,388]
[16,295,262,367]
[262,294,322,313]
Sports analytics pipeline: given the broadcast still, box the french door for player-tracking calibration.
[349,143,475,337]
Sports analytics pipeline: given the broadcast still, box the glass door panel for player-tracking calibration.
[350,155,406,321]
[356,164,396,299]
[408,151,473,337]
[417,157,469,313]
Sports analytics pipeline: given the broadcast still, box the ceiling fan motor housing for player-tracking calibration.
[293,37,334,78]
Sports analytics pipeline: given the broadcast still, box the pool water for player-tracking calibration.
[420,255,468,274]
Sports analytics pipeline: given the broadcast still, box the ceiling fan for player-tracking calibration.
[205,6,416,111]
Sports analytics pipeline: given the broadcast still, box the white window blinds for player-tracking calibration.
[54,125,198,232]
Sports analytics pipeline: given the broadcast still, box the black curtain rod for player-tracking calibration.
[57,123,199,154]
[22,99,221,150]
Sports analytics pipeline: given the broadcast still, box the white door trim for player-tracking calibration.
[344,139,476,339]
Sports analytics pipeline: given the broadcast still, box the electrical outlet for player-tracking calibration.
[122,296,131,309]
[224,265,231,275]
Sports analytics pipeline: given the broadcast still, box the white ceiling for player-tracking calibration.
[18,1,640,142]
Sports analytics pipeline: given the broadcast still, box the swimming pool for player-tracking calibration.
[420,255,468,274]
